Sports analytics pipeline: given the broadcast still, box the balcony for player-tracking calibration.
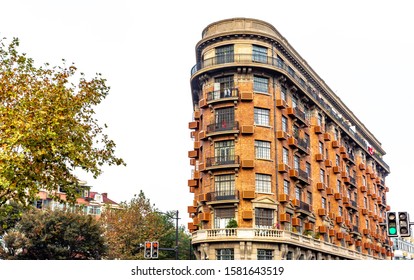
[191,53,390,174]
[345,200,358,211]
[207,190,239,203]
[289,168,310,185]
[297,138,310,155]
[205,155,240,170]
[206,87,239,105]
[191,228,381,259]
[295,200,312,215]
[206,121,239,137]
[287,107,309,126]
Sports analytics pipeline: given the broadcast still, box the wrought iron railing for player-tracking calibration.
[208,190,239,201]
[207,121,239,133]
[206,87,239,101]
[206,155,240,167]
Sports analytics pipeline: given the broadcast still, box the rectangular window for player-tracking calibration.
[214,75,234,94]
[214,107,235,131]
[322,197,326,209]
[255,208,274,228]
[214,208,235,228]
[320,169,325,183]
[283,180,290,195]
[253,76,268,93]
[339,206,343,216]
[295,186,301,200]
[257,249,273,260]
[306,191,312,205]
[88,205,101,215]
[319,141,324,154]
[294,155,300,170]
[282,116,288,132]
[317,113,323,126]
[291,96,298,108]
[256,174,271,193]
[255,140,271,160]
[214,174,235,200]
[216,45,234,64]
[252,45,267,63]
[216,248,234,260]
[254,107,270,126]
[283,148,289,164]
[214,140,235,164]
[337,180,341,192]
[287,66,295,77]
[281,86,287,100]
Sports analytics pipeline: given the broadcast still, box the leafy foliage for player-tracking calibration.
[0,208,107,259]
[102,191,192,260]
[0,37,125,207]
[0,201,24,235]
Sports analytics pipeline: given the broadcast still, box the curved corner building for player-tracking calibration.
[187,18,392,260]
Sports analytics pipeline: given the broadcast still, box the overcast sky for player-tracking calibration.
[2,0,414,226]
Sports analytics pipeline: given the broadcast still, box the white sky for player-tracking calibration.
[2,0,414,226]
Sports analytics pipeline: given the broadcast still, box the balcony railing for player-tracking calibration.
[206,87,239,102]
[208,190,239,201]
[297,169,310,185]
[191,53,389,172]
[298,201,312,212]
[207,121,239,134]
[191,228,380,260]
[206,155,240,168]
[297,138,310,155]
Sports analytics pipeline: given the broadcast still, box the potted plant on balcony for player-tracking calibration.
[226,218,238,228]
[303,229,313,237]
[225,218,238,236]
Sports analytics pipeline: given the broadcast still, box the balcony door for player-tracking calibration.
[214,174,235,200]
[214,140,234,165]
[214,107,234,131]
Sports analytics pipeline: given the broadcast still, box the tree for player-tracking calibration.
[0,208,107,259]
[0,37,125,207]
[102,191,192,260]
[102,191,166,259]
[0,201,24,235]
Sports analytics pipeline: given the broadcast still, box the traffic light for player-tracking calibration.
[386,211,398,237]
[144,241,152,259]
[152,241,159,259]
[398,212,411,237]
